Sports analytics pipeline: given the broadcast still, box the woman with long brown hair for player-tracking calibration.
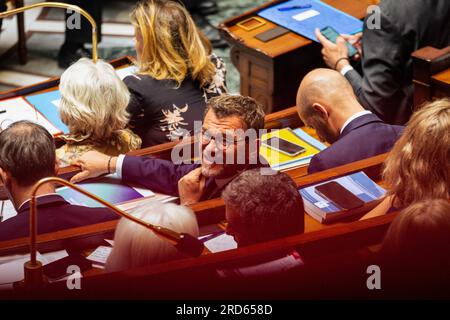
[362,98,450,219]
[124,0,227,147]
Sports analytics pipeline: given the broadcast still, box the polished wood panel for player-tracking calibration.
[412,45,450,109]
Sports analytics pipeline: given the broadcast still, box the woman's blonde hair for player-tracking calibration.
[131,0,215,87]
[383,98,450,208]
[59,58,131,146]
[106,201,199,272]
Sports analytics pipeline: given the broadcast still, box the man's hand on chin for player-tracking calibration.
[178,167,206,206]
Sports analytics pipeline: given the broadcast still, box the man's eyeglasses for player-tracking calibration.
[199,128,246,148]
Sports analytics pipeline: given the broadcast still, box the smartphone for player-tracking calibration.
[43,254,92,280]
[262,136,306,157]
[320,26,358,58]
[255,26,289,42]
[315,181,364,210]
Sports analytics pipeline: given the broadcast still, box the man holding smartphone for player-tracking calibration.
[296,68,404,174]
[315,0,450,125]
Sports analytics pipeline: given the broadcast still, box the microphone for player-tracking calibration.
[17,177,204,289]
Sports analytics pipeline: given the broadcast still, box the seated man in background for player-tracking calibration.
[379,199,450,298]
[70,94,266,205]
[0,121,118,242]
[106,201,199,272]
[218,169,304,277]
[222,169,304,247]
[296,69,404,174]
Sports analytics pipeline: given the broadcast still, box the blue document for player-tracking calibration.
[258,0,363,42]
[25,90,69,134]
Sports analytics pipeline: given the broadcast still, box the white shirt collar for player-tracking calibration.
[18,193,61,211]
[340,110,372,135]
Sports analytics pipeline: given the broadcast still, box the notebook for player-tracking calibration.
[258,0,363,42]
[259,127,327,171]
[25,90,69,134]
[299,171,386,223]
[56,174,155,211]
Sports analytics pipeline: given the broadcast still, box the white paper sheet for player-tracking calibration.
[0,97,62,135]
[204,233,237,253]
[0,200,17,222]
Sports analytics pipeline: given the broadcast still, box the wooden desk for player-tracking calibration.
[219,0,377,113]
[412,45,450,109]
[0,153,390,298]
[0,152,387,257]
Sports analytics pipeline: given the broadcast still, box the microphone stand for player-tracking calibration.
[14,177,204,290]
[0,2,98,62]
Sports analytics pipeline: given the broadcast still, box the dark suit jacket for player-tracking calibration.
[345,0,450,125]
[308,114,403,174]
[121,156,249,201]
[0,195,118,242]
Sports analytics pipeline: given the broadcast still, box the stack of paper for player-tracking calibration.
[259,127,327,171]
[86,246,113,269]
[299,171,386,223]
[0,97,62,135]
[258,0,363,42]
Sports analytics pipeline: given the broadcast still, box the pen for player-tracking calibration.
[0,110,6,114]
[278,4,312,11]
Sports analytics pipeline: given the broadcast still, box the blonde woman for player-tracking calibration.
[362,98,450,219]
[124,0,227,147]
[57,58,142,167]
[105,201,199,272]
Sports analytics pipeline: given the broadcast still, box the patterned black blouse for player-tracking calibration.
[123,54,227,148]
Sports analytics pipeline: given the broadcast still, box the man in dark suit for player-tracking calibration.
[316,0,450,125]
[296,69,404,174]
[70,94,266,205]
[0,121,118,242]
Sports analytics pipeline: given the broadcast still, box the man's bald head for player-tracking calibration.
[295,69,364,144]
[296,68,360,119]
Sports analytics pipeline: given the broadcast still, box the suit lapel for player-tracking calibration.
[340,114,385,138]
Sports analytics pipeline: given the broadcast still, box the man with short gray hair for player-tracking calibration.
[222,169,304,246]
[70,94,266,205]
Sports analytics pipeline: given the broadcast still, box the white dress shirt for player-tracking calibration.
[340,110,373,135]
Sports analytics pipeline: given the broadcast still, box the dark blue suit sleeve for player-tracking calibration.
[307,155,326,174]
[122,156,198,196]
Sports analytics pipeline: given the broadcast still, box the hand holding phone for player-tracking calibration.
[319,26,358,58]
